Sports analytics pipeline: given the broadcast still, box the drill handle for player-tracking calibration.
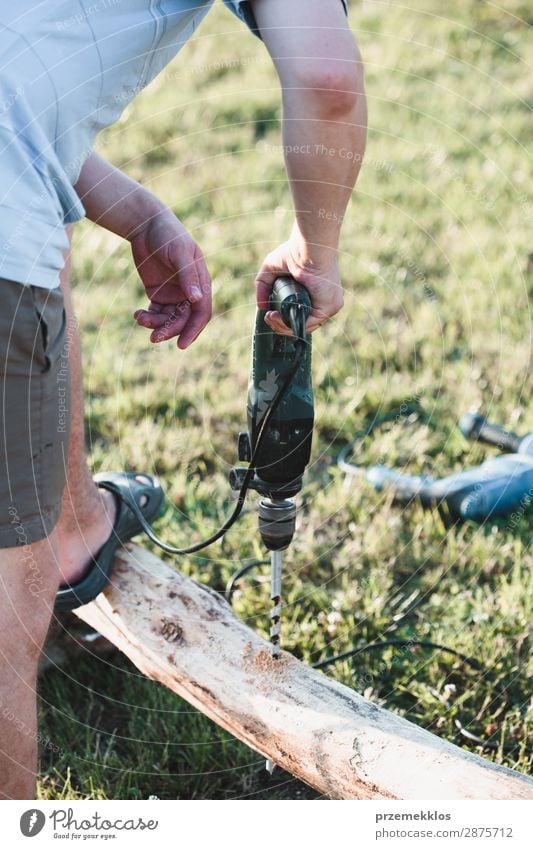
[271,276,312,339]
[459,412,522,453]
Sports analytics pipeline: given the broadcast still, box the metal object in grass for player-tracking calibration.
[338,406,533,524]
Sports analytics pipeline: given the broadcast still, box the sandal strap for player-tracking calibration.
[54,472,164,614]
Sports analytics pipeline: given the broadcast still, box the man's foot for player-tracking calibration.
[54,472,165,612]
[57,485,118,586]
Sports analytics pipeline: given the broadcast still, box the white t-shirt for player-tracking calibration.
[0,0,258,287]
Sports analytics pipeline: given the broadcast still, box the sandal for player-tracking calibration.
[54,471,165,613]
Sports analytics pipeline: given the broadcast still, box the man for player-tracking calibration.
[0,0,366,798]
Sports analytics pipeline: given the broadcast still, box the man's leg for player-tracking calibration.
[55,233,117,586]
[0,232,118,798]
[0,533,60,799]
[0,277,71,798]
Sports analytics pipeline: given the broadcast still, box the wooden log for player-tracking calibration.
[74,544,533,800]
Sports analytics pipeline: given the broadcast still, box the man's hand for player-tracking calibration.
[75,154,211,349]
[256,227,343,336]
[131,212,212,349]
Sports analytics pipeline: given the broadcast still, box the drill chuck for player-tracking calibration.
[258,498,297,551]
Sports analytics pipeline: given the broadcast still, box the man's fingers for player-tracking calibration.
[150,304,192,342]
[168,243,203,303]
[177,303,211,349]
[305,319,327,333]
[134,247,212,348]
[133,300,193,339]
[134,300,189,327]
[264,308,331,336]
[194,244,212,301]
[304,307,330,333]
[255,273,275,310]
[177,256,212,349]
[134,309,172,329]
[264,310,292,336]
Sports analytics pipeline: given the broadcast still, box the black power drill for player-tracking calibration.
[230,276,314,550]
[230,276,314,659]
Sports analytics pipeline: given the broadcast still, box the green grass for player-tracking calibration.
[38,0,532,799]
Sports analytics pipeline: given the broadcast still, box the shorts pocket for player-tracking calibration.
[31,286,67,373]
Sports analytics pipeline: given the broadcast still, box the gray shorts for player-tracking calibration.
[0,278,70,547]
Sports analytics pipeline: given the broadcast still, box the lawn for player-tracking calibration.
[38,0,532,799]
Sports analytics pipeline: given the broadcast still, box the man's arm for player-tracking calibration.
[75,153,212,349]
[250,0,367,334]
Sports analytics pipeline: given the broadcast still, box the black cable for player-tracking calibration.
[316,639,520,752]
[224,563,479,669]
[224,559,270,605]
[318,640,520,752]
[315,641,522,752]
[312,639,481,671]
[118,337,307,555]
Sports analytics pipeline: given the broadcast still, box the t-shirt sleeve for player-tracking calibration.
[222,1,350,40]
